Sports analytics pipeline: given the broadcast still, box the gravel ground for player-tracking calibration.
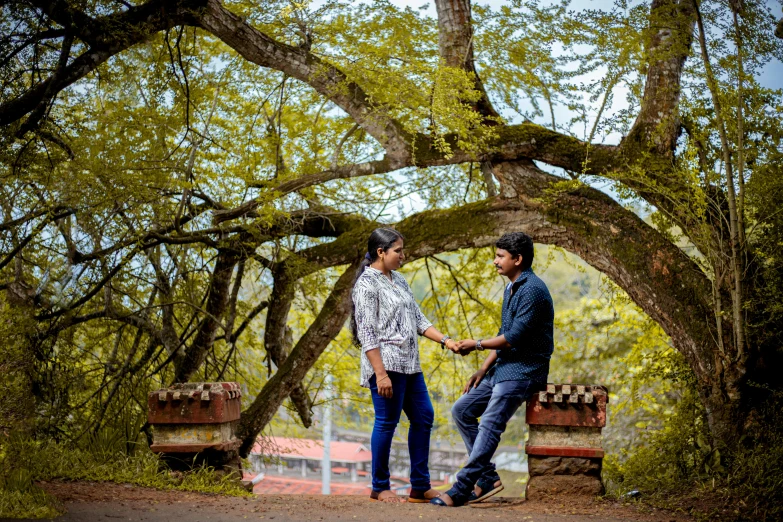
[5,481,693,522]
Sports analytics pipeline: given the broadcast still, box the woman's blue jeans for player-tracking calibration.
[369,371,434,493]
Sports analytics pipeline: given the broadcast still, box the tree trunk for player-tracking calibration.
[174,249,240,383]
[236,260,360,456]
[264,265,313,427]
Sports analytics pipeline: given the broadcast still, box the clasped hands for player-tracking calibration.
[444,338,480,356]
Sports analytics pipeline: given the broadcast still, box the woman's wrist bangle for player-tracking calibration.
[377,374,390,383]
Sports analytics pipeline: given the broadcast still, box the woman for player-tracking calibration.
[351,227,457,503]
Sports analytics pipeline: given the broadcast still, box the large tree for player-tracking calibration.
[1,0,782,455]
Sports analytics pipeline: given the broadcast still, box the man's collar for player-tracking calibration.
[508,267,533,288]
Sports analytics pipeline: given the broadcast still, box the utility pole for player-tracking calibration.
[321,374,333,495]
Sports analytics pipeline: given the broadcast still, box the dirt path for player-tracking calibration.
[18,481,690,522]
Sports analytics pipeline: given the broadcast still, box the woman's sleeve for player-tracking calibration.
[399,276,433,335]
[414,300,433,335]
[352,281,381,353]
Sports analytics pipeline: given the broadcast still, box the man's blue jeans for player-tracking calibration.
[369,371,434,493]
[450,373,534,498]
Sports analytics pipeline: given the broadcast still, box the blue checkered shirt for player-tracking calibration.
[490,267,554,384]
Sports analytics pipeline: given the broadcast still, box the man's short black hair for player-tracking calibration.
[496,232,534,270]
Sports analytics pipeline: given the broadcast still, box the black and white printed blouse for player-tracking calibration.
[352,266,433,388]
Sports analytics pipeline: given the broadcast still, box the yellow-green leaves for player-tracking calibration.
[426,65,500,159]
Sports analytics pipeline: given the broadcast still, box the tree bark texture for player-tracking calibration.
[433,0,499,118]
[173,249,240,383]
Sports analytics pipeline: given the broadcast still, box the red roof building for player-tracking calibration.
[247,436,448,496]
[251,437,373,464]
[248,437,376,486]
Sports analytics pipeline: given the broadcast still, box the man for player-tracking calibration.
[431,232,554,507]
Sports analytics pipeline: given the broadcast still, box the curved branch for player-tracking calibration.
[219,299,268,343]
[213,159,393,223]
[233,158,720,448]
[263,266,312,427]
[290,164,715,384]
[1,0,201,127]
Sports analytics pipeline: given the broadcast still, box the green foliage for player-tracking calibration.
[603,388,713,494]
[719,402,783,521]
[0,302,36,435]
[0,488,62,520]
[604,392,783,521]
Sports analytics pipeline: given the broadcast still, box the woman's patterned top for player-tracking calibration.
[352,266,433,388]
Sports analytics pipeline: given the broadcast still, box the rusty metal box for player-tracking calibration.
[526,384,608,427]
[148,382,242,454]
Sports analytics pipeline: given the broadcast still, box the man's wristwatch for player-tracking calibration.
[476,339,484,351]
[440,335,451,349]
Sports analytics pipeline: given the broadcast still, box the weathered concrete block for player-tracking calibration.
[148,382,241,425]
[525,383,609,499]
[527,426,603,449]
[528,455,602,476]
[526,474,605,499]
[151,421,239,453]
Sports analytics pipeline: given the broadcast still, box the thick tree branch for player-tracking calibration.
[233,158,719,447]
[1,0,202,127]
[263,265,312,427]
[173,248,241,382]
[213,159,393,223]
[291,165,715,382]
[16,30,74,136]
[434,0,499,119]
[625,0,695,156]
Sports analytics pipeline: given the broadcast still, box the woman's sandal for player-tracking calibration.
[407,488,441,503]
[467,478,504,504]
[370,490,404,503]
[429,489,468,507]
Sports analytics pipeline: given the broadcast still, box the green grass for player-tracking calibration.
[0,436,251,519]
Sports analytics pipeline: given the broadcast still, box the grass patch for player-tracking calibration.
[0,433,251,519]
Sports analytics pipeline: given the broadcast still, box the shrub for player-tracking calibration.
[604,390,783,521]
